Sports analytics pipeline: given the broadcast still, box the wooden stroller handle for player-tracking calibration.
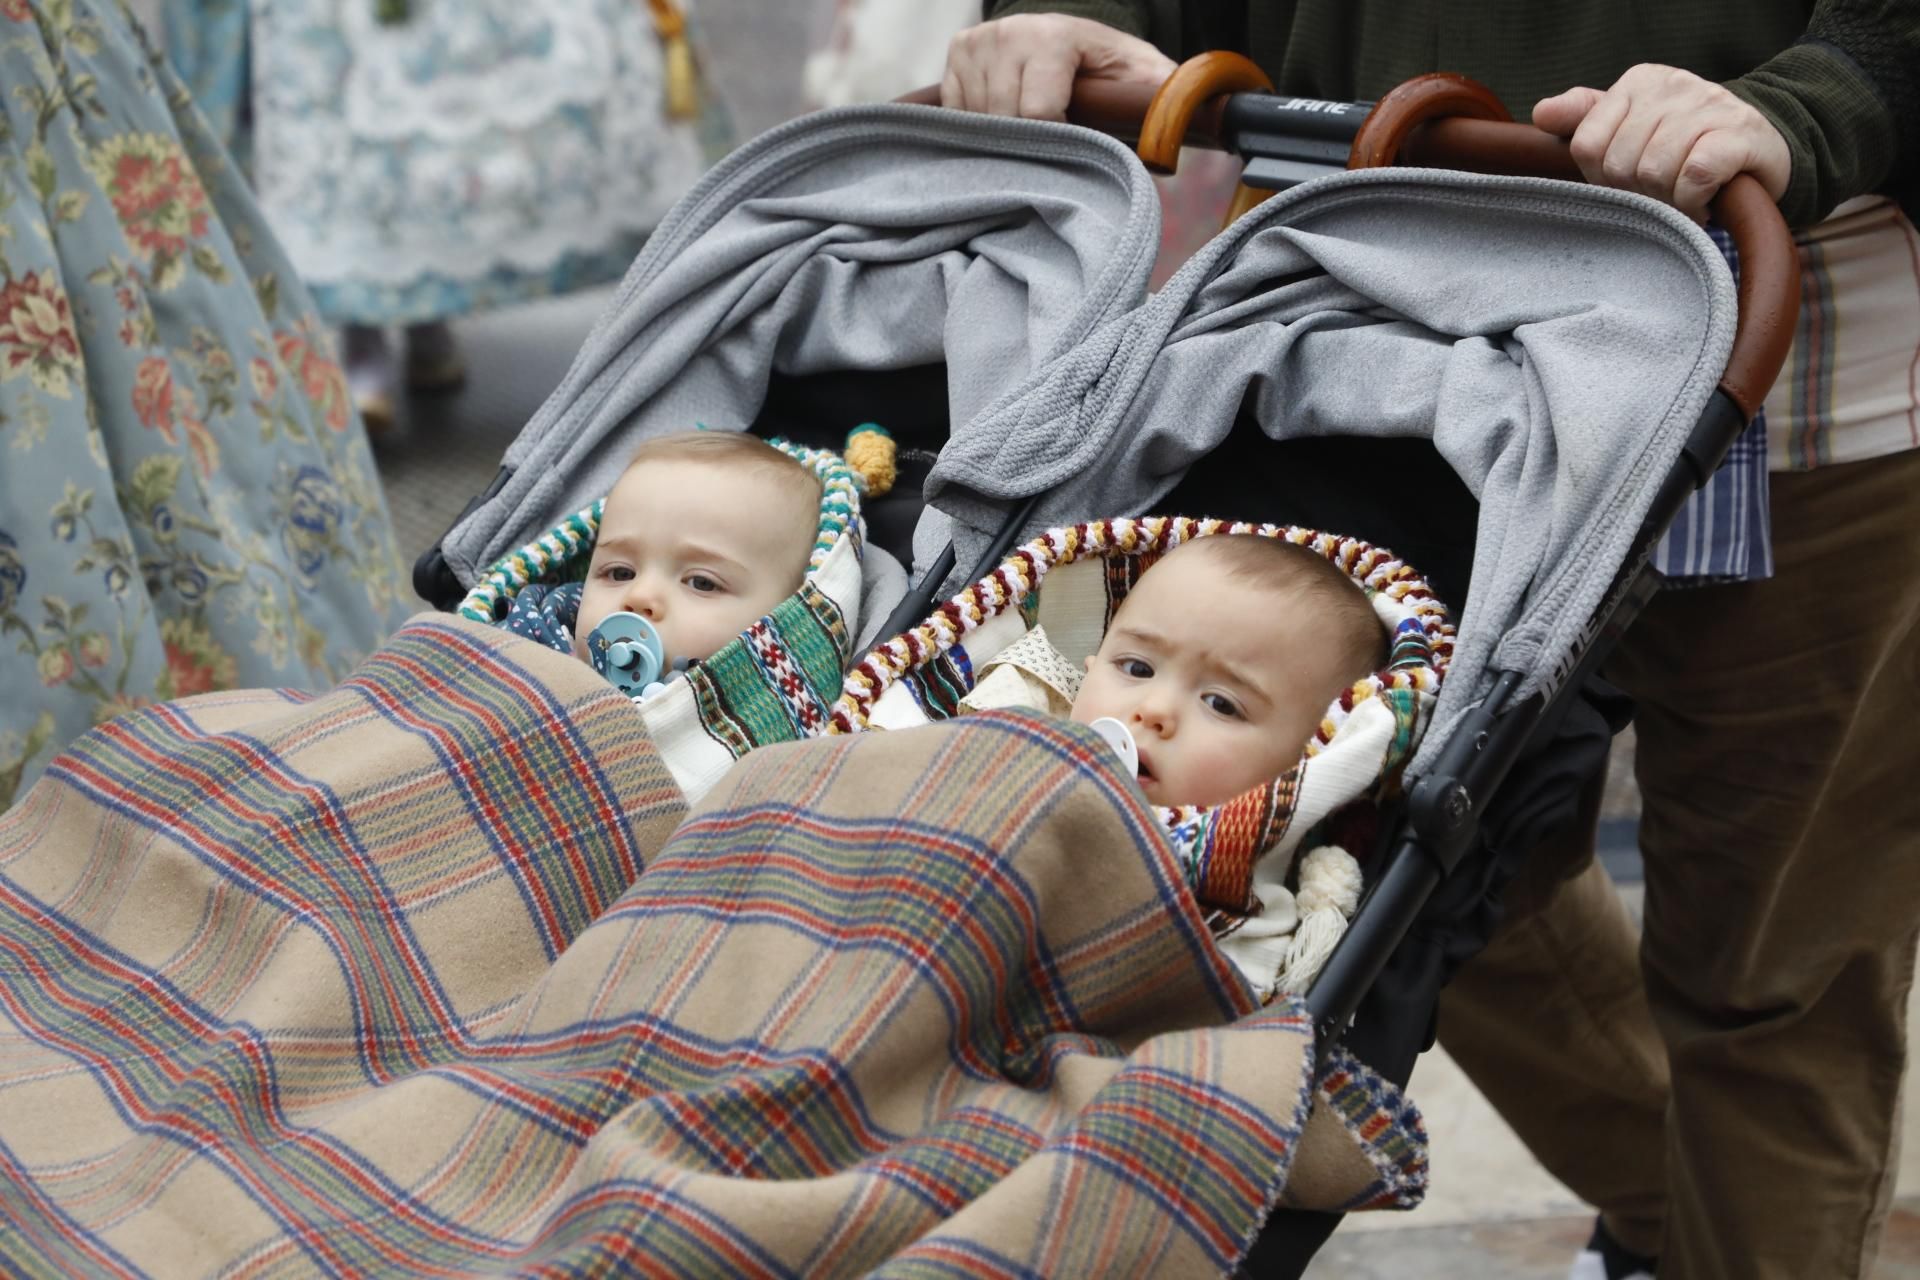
[1347,72,1512,165]
[1134,52,1272,173]
[899,55,1272,209]
[1140,61,1510,218]
[1134,52,1275,223]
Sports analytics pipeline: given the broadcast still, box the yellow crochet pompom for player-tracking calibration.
[845,423,897,499]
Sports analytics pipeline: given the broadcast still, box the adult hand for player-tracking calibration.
[942,14,1175,121]
[1533,64,1791,222]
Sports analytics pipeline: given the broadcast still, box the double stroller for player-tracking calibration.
[402,60,1795,1277]
[0,57,1794,1280]
[409,58,1797,1275]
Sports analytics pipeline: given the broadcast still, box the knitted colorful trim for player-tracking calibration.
[689,581,850,749]
[456,438,863,625]
[833,516,1454,924]
[834,516,1453,734]
[1301,1045,1430,1213]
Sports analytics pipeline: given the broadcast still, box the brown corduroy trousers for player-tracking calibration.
[1438,448,1920,1279]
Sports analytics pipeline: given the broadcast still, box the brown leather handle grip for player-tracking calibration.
[1347,72,1512,165]
[900,66,1800,418]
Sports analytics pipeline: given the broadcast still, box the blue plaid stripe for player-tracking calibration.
[1648,224,1774,584]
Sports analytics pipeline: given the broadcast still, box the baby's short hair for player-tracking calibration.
[1183,535,1387,686]
[623,430,822,506]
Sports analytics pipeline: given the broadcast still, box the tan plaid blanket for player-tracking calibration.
[0,617,1424,1276]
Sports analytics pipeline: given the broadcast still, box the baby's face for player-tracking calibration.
[574,458,817,668]
[1070,548,1353,809]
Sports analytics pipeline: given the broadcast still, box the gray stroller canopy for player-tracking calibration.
[923,167,1738,767]
[442,105,1162,584]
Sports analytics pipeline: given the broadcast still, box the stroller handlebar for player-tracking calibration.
[898,63,1799,422]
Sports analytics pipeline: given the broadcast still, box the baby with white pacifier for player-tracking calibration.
[1068,535,1385,809]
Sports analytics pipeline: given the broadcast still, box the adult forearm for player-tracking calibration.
[1724,0,1919,226]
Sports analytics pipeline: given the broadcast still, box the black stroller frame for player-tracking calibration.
[417,60,1799,1277]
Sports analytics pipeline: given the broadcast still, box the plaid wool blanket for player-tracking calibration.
[0,617,1425,1277]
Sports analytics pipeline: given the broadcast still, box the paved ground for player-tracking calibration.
[1307,1210,1920,1278]
[366,289,600,592]
[369,290,1913,1276]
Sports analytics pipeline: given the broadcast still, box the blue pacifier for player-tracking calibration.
[587,612,666,698]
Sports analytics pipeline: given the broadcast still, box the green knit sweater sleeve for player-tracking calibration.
[1723,0,1920,227]
[983,0,1152,39]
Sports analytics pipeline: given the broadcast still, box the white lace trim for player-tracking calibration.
[250,0,705,288]
[332,2,626,142]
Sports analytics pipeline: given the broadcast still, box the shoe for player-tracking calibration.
[355,389,397,434]
[404,320,467,394]
[1568,1217,1658,1280]
[342,324,398,433]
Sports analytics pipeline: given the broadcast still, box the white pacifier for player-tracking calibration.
[1087,716,1139,779]
[587,611,666,698]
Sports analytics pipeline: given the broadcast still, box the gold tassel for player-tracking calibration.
[844,424,898,498]
[646,0,700,121]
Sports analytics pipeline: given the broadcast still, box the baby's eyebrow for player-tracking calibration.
[1204,655,1274,706]
[1111,623,1166,648]
[675,541,748,572]
[1116,623,1274,707]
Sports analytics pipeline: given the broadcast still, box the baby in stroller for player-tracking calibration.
[1029,533,1388,808]
[499,431,827,695]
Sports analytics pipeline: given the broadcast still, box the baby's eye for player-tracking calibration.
[1118,657,1154,679]
[684,573,724,594]
[600,565,635,583]
[1203,692,1244,719]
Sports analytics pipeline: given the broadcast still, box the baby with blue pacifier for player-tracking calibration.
[503,432,822,699]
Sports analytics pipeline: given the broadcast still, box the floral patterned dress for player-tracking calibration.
[162,0,716,327]
[0,0,412,810]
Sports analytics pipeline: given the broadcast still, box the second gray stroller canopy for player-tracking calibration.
[923,165,1740,767]
[437,105,1163,589]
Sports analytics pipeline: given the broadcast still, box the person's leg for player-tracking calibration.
[404,319,466,393]
[1612,449,1920,1279]
[340,322,395,432]
[1438,832,1670,1259]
